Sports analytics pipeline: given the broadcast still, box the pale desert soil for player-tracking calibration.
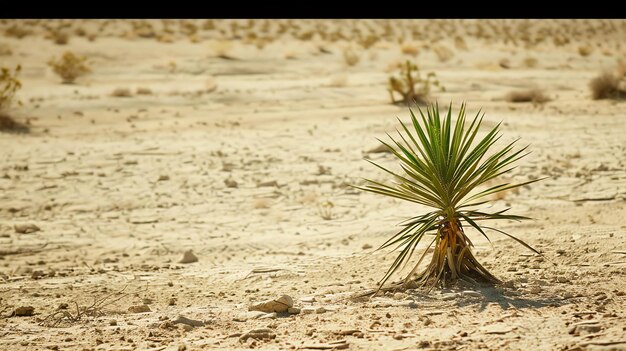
[1,20,625,351]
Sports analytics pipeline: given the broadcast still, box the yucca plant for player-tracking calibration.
[356,102,543,293]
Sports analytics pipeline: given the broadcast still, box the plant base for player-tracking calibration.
[356,220,501,299]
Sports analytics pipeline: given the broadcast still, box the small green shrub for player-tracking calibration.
[387,61,445,105]
[0,65,28,133]
[356,102,543,293]
[48,51,92,84]
[0,65,21,111]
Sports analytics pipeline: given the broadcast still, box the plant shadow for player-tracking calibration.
[0,113,30,134]
[452,285,566,312]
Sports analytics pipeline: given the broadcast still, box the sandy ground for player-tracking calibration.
[1,20,626,351]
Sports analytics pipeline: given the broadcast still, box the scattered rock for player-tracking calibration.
[481,324,516,334]
[441,293,460,301]
[128,305,151,313]
[239,328,276,342]
[301,341,349,350]
[109,320,117,326]
[557,276,569,283]
[234,311,267,321]
[406,301,419,309]
[462,290,481,298]
[366,144,392,154]
[157,175,170,181]
[13,306,34,316]
[112,88,133,97]
[574,324,603,335]
[258,312,277,319]
[160,321,176,329]
[362,244,373,250]
[301,296,316,303]
[301,307,317,314]
[276,295,293,306]
[14,224,40,234]
[393,292,405,300]
[287,307,301,314]
[31,270,44,279]
[173,315,204,327]
[499,58,512,69]
[224,178,238,188]
[315,307,327,314]
[179,250,198,264]
[130,217,159,224]
[530,286,542,294]
[248,294,293,313]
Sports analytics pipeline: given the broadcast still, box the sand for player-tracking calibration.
[1,19,625,351]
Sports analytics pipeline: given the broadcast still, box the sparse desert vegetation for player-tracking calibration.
[505,88,551,104]
[48,51,91,84]
[432,44,454,62]
[0,65,21,111]
[0,64,28,133]
[578,45,593,57]
[208,39,235,60]
[0,111,29,133]
[357,103,542,292]
[342,47,360,66]
[135,87,152,95]
[400,42,420,56]
[1,19,626,351]
[47,30,69,45]
[387,60,444,105]
[589,61,626,100]
[111,87,132,97]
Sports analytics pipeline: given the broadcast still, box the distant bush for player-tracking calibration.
[343,48,360,66]
[589,73,626,100]
[0,65,21,111]
[387,61,444,105]
[111,88,132,97]
[5,25,31,39]
[432,44,454,62]
[0,65,28,133]
[454,36,468,50]
[48,51,92,84]
[578,45,593,57]
[400,42,419,57]
[48,30,69,45]
[505,88,551,104]
[136,87,153,95]
[589,60,626,100]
